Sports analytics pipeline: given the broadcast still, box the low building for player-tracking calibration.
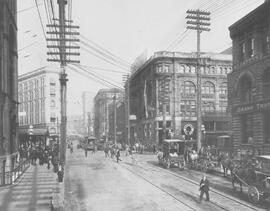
[127,51,232,147]
[94,88,124,141]
[18,67,61,147]
[228,1,270,155]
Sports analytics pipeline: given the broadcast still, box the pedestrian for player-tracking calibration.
[199,174,210,201]
[116,148,121,163]
[153,144,156,154]
[85,148,88,157]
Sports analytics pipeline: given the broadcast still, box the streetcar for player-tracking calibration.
[157,139,185,169]
[81,136,96,151]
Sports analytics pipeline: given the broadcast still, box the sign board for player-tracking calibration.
[234,99,270,114]
[129,115,137,120]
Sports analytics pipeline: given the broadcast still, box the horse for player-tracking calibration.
[157,151,164,165]
[218,153,235,176]
[232,166,257,193]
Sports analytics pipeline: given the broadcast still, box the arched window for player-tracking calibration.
[182,81,196,94]
[263,70,270,98]
[202,81,215,94]
[50,100,56,107]
[220,82,227,95]
[238,75,252,103]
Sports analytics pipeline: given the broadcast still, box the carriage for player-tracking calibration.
[232,155,270,203]
[157,139,185,169]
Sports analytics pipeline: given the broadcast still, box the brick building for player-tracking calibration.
[228,1,270,155]
[127,51,232,146]
[0,0,19,183]
[18,67,61,147]
[94,88,124,141]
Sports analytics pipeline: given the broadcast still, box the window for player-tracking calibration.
[181,100,196,116]
[204,121,214,131]
[216,121,229,131]
[164,65,169,73]
[202,81,215,94]
[50,100,56,107]
[219,101,227,112]
[50,78,56,86]
[262,32,269,55]
[220,82,227,95]
[247,38,255,58]
[50,88,56,97]
[182,81,196,94]
[263,70,270,99]
[202,101,215,112]
[240,42,245,62]
[239,75,252,103]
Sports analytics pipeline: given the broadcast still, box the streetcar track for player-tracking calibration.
[122,160,260,211]
[121,163,198,211]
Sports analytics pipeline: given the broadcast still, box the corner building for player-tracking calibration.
[18,67,61,147]
[228,1,270,155]
[128,51,232,146]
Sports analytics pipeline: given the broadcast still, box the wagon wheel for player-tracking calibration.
[248,186,260,203]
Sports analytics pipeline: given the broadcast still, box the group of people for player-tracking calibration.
[104,145,121,162]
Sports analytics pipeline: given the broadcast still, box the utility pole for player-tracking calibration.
[186,9,210,151]
[58,0,68,165]
[113,94,117,144]
[46,0,80,166]
[123,74,130,146]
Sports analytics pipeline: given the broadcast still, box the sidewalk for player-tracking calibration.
[0,163,58,211]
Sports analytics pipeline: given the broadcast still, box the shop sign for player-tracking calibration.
[235,100,270,114]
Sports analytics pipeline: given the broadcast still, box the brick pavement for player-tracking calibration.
[0,164,59,211]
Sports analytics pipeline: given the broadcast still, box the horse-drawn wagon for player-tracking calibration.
[157,139,185,169]
[232,155,270,203]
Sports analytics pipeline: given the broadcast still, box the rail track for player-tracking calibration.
[120,160,263,211]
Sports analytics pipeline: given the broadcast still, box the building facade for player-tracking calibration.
[127,51,232,147]
[228,1,270,155]
[94,88,124,141]
[0,0,18,181]
[18,67,61,147]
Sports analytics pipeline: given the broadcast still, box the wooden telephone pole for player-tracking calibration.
[46,0,80,165]
[186,9,210,151]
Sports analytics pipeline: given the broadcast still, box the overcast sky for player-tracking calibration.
[17,0,264,115]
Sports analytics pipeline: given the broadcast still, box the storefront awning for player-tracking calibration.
[18,128,48,136]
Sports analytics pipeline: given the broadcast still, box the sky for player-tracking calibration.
[17,0,265,115]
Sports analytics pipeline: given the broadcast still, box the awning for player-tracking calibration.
[18,128,48,136]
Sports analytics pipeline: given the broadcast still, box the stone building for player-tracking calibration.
[228,1,270,155]
[93,88,124,141]
[18,67,61,147]
[0,0,19,183]
[127,51,232,146]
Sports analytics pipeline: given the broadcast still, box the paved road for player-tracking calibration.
[64,149,265,211]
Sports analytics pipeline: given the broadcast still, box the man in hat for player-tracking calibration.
[199,173,210,201]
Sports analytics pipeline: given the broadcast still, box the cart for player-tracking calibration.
[232,155,270,203]
[157,139,185,169]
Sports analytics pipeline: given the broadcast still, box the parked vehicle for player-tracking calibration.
[157,139,185,169]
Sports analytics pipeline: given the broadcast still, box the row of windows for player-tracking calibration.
[239,32,270,62]
[156,64,232,75]
[180,100,227,116]
[19,88,45,102]
[181,81,227,95]
[19,77,46,91]
[19,100,45,125]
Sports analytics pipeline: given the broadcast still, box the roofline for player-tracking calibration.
[18,66,60,81]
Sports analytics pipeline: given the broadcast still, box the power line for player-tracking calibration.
[17,3,42,13]
[34,0,47,42]
[75,64,128,74]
